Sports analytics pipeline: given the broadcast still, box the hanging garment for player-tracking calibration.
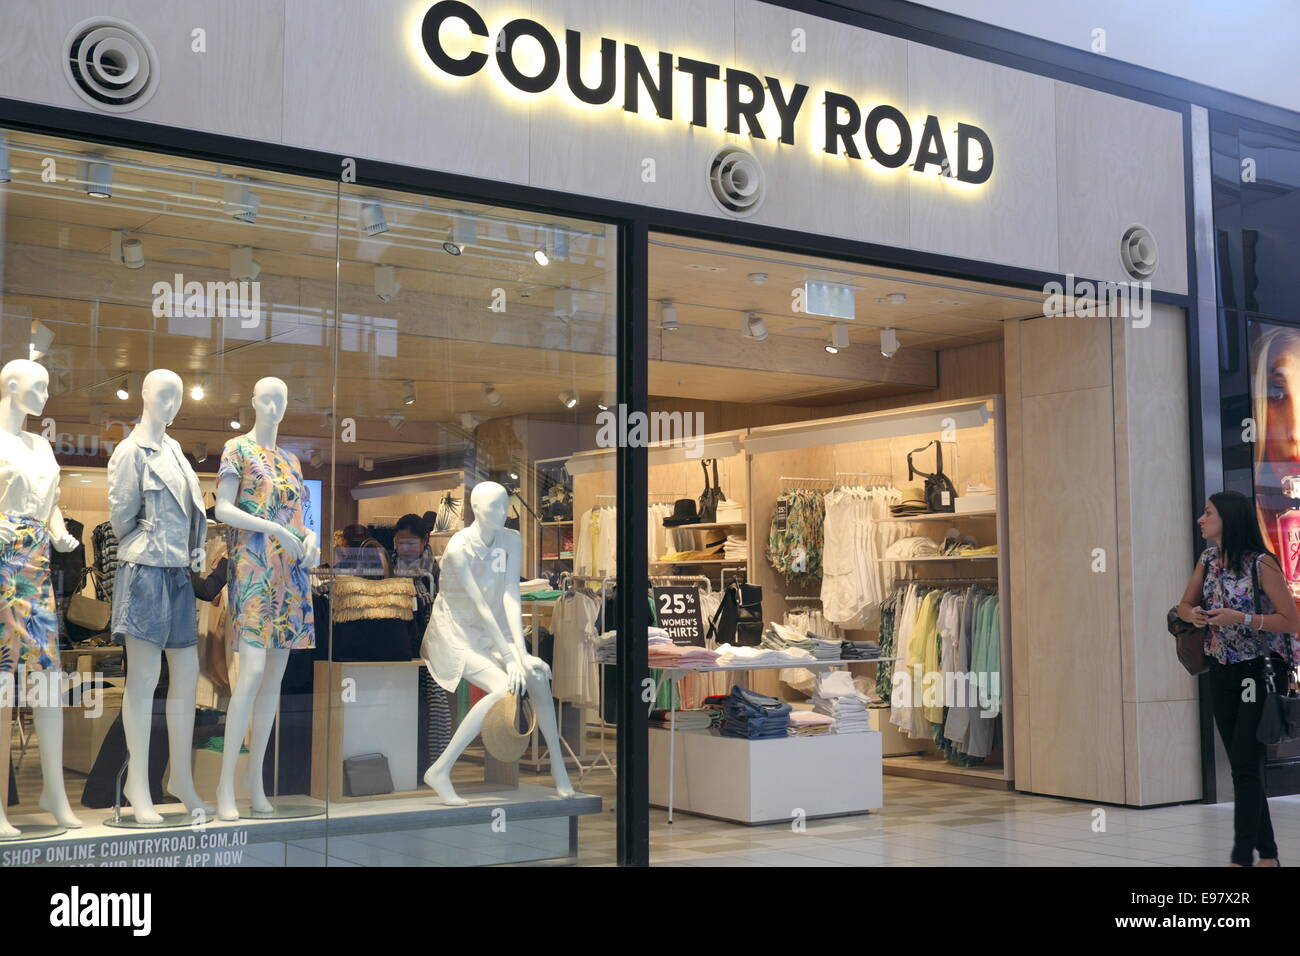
[92,520,119,603]
[576,505,617,577]
[767,489,825,586]
[551,589,602,706]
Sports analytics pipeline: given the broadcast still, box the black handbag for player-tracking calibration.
[1247,555,1300,745]
[907,441,957,513]
[698,459,725,523]
[342,752,395,797]
[707,582,763,647]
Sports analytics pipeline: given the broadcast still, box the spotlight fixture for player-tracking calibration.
[742,311,768,342]
[659,299,679,332]
[310,449,323,468]
[558,389,579,409]
[509,471,519,481]
[386,412,406,432]
[402,380,416,406]
[115,373,140,402]
[223,182,260,223]
[551,227,570,261]
[0,142,9,183]
[880,327,900,358]
[532,245,550,267]
[230,409,244,430]
[110,230,144,269]
[359,202,389,236]
[230,246,261,281]
[85,162,112,198]
[192,442,208,464]
[28,320,54,362]
[115,378,130,401]
[358,455,374,472]
[374,264,400,302]
[825,323,850,354]
[189,379,206,401]
[482,383,503,407]
[442,230,463,256]
[450,215,477,250]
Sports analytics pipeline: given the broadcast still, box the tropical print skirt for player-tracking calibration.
[0,515,60,674]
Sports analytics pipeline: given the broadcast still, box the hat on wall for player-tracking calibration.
[662,498,701,527]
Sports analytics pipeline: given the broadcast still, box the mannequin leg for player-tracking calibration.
[0,703,16,836]
[163,646,212,814]
[243,649,289,814]
[216,644,266,821]
[523,658,574,798]
[120,636,164,823]
[31,680,82,827]
[423,652,508,806]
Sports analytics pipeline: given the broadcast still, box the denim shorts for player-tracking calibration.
[111,562,198,649]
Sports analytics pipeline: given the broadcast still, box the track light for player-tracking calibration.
[28,320,54,362]
[0,142,9,184]
[451,215,477,250]
[110,230,144,269]
[387,412,405,432]
[230,409,244,430]
[115,377,130,401]
[881,327,900,358]
[360,202,389,236]
[189,379,206,401]
[115,373,141,402]
[558,389,579,409]
[223,182,259,223]
[482,383,503,407]
[402,380,416,406]
[596,400,610,411]
[532,246,550,267]
[230,246,261,281]
[310,449,323,468]
[192,442,208,464]
[442,230,463,255]
[659,299,679,332]
[85,162,112,198]
[742,311,768,341]
[359,455,374,472]
[825,323,850,354]
[375,264,400,302]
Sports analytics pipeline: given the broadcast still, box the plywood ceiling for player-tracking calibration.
[0,130,1039,465]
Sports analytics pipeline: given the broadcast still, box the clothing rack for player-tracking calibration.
[553,572,614,781]
[893,575,997,587]
[833,471,892,487]
[779,475,833,488]
[648,492,682,501]
[593,495,617,502]
[784,595,823,603]
[649,574,713,592]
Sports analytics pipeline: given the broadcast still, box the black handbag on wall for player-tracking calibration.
[698,459,725,523]
[907,441,957,514]
[707,582,763,647]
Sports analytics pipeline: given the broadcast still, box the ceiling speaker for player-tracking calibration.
[63,18,159,112]
[1119,224,1158,280]
[707,145,766,218]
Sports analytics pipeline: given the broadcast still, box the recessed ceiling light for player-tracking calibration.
[877,292,908,305]
[748,272,768,284]
[686,263,724,272]
[67,473,81,477]
[80,478,92,483]
[936,297,965,307]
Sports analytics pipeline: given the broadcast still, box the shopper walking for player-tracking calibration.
[1178,491,1300,866]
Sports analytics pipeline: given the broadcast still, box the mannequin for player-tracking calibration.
[213,377,318,821]
[0,359,83,835]
[107,369,211,823]
[421,480,574,805]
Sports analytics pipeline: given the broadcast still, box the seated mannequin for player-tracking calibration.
[421,481,574,805]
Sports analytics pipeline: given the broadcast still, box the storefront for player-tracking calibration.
[0,0,1285,867]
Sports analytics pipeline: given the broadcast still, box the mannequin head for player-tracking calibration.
[141,369,183,428]
[470,481,509,532]
[251,377,288,426]
[1,359,50,419]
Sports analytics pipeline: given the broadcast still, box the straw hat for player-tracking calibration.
[481,693,538,762]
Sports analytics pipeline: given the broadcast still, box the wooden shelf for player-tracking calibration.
[540,520,574,526]
[663,521,747,530]
[877,555,998,562]
[880,509,997,523]
[651,559,748,566]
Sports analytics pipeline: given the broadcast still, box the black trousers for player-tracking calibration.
[1208,656,1281,866]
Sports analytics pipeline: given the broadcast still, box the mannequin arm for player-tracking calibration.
[48,505,79,553]
[500,535,527,658]
[214,475,304,562]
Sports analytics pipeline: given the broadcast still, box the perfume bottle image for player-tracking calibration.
[1278,475,1300,600]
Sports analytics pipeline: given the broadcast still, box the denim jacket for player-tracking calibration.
[107,425,207,568]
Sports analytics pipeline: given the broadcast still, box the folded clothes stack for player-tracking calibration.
[788,709,835,736]
[649,641,721,667]
[714,500,745,524]
[595,627,676,664]
[840,640,882,660]
[722,534,747,561]
[883,536,944,559]
[650,708,715,730]
[677,645,720,666]
[761,621,841,660]
[718,685,791,740]
[714,643,816,666]
[809,670,872,734]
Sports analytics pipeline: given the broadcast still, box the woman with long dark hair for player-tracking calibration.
[1178,490,1300,866]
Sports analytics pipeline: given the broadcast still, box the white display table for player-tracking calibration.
[648,726,882,825]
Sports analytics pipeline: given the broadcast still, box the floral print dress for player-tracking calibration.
[0,517,59,674]
[219,436,315,650]
[1200,546,1300,664]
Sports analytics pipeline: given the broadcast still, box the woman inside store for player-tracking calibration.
[391,512,439,635]
[1177,491,1300,866]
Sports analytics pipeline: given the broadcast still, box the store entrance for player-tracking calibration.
[636,231,1046,848]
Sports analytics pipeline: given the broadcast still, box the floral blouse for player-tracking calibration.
[1199,547,1300,664]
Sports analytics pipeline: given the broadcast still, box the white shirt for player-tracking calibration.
[0,430,60,520]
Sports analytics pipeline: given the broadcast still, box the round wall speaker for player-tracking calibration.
[1119,224,1158,280]
[706,145,766,218]
[62,18,160,112]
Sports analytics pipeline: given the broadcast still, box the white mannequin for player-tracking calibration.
[213,377,318,821]
[0,359,83,835]
[112,370,213,823]
[421,481,574,805]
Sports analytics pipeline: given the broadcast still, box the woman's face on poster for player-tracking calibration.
[1266,343,1300,464]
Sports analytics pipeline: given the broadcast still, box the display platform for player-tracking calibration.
[0,786,602,867]
[649,727,882,825]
